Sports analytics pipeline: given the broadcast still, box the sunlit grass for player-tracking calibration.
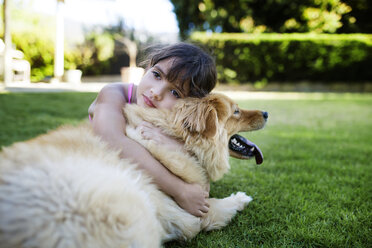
[1,92,371,247]
[171,94,372,247]
[0,92,96,146]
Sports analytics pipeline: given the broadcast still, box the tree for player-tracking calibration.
[170,0,372,38]
[339,0,372,33]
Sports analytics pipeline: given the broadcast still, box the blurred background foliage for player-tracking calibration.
[0,5,154,82]
[191,32,372,84]
[1,0,371,84]
[170,0,371,38]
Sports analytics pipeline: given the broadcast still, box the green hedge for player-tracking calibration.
[191,32,372,83]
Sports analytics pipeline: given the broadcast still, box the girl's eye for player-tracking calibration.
[152,71,161,79]
[170,89,181,98]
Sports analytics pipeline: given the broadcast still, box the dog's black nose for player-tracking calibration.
[262,111,269,120]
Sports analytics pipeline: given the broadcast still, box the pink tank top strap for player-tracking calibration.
[128,83,134,104]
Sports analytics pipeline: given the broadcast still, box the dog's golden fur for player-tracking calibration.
[0,93,266,247]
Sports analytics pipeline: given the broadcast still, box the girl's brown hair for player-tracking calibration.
[142,42,217,98]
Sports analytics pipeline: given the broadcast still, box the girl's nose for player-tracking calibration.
[150,87,163,100]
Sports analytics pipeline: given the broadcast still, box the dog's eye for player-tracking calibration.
[234,109,240,115]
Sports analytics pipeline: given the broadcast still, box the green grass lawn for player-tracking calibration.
[0,92,371,247]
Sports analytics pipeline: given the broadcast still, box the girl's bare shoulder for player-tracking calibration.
[97,83,131,104]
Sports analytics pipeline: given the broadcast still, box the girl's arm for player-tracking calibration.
[90,83,209,217]
[137,121,186,152]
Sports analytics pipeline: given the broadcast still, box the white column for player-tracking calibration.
[53,0,65,82]
[3,0,12,86]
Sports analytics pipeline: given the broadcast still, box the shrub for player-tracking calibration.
[4,9,126,82]
[191,32,372,83]
[12,31,118,81]
[12,32,55,82]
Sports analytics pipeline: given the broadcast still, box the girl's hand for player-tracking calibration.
[174,182,210,217]
[137,121,184,151]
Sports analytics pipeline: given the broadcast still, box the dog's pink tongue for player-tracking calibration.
[228,134,264,164]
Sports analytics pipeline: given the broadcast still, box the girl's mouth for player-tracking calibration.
[143,95,156,108]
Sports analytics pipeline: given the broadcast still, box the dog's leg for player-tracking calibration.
[147,190,202,242]
[201,192,252,231]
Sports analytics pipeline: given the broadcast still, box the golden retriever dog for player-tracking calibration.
[0,93,267,247]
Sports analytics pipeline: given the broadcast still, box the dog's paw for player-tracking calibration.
[230,192,253,211]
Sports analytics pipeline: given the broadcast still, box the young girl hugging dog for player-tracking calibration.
[88,42,217,217]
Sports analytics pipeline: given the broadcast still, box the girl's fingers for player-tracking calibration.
[141,130,152,140]
[139,125,154,140]
[201,205,209,213]
[197,210,206,217]
[140,121,155,129]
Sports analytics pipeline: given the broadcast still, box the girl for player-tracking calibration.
[88,42,217,217]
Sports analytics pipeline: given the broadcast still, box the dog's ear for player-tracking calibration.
[174,99,218,138]
[208,95,231,123]
[202,106,218,138]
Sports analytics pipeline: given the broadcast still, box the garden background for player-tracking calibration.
[0,0,371,247]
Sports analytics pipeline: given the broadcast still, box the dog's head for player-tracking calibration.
[172,93,267,181]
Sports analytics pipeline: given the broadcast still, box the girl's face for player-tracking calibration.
[136,58,189,110]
